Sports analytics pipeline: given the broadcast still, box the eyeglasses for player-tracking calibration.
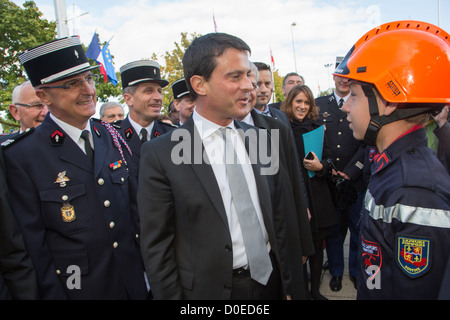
[15,103,46,111]
[40,74,99,90]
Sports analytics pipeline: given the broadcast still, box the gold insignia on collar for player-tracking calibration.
[55,171,70,187]
[322,112,330,118]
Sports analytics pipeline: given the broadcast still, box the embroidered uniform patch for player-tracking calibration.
[396,235,431,278]
[361,237,382,277]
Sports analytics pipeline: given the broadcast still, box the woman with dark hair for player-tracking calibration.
[281,85,337,300]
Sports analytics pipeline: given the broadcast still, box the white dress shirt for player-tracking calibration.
[128,115,155,141]
[192,110,269,269]
[50,113,93,154]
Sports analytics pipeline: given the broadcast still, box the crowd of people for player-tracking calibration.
[0,19,449,301]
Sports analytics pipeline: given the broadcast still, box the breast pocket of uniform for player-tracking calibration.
[39,183,92,235]
[110,169,129,185]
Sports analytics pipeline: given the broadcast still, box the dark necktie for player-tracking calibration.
[338,98,345,109]
[219,127,273,285]
[80,130,94,162]
[261,110,271,117]
[140,128,148,143]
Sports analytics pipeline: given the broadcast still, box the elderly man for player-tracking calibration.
[99,101,125,123]
[0,81,48,143]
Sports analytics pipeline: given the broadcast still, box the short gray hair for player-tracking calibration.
[11,80,32,104]
[99,101,124,118]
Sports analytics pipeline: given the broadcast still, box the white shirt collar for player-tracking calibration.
[240,112,254,126]
[334,92,350,103]
[50,113,92,146]
[128,115,155,138]
[192,109,236,141]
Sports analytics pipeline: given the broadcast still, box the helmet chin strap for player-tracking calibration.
[361,84,382,146]
[361,84,435,147]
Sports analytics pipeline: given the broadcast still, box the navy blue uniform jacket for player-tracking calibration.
[2,114,148,299]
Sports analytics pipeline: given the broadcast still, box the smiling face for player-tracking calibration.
[10,81,48,131]
[36,71,97,129]
[292,91,311,122]
[174,95,196,124]
[194,48,253,126]
[124,81,163,127]
[255,69,273,108]
[333,75,350,98]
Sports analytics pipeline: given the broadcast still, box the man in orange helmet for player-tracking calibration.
[337,20,450,299]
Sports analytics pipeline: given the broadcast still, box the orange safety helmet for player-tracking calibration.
[334,20,450,105]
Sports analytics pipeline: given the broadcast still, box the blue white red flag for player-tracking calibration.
[86,33,117,85]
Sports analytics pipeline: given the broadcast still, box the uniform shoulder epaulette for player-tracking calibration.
[157,120,177,128]
[91,117,122,129]
[1,127,35,149]
[315,95,332,102]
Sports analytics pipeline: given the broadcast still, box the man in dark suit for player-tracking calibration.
[236,62,314,299]
[252,62,291,127]
[315,71,366,292]
[138,32,292,300]
[0,147,38,299]
[268,72,304,110]
[2,36,148,299]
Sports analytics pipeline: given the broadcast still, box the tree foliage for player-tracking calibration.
[0,0,56,131]
[272,69,284,103]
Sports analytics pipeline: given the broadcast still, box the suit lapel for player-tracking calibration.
[91,122,107,177]
[122,117,142,157]
[41,116,93,173]
[182,117,229,228]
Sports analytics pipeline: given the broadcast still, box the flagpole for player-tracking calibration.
[106,35,115,44]
[270,46,276,103]
[54,0,69,38]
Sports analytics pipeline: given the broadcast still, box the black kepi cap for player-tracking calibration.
[120,60,169,89]
[171,78,191,99]
[19,36,99,87]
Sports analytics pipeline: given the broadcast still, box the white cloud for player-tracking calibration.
[22,0,377,96]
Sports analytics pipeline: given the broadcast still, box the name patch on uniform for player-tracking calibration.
[361,237,382,277]
[396,235,431,278]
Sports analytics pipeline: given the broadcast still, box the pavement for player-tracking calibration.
[319,233,357,300]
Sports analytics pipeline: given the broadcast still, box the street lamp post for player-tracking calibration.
[291,22,298,73]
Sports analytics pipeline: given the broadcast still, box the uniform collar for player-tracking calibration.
[371,127,426,174]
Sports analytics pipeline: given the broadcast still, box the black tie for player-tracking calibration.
[140,128,148,143]
[262,110,271,117]
[338,98,344,109]
[80,130,94,162]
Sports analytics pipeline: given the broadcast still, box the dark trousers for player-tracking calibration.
[325,191,364,278]
[230,252,283,300]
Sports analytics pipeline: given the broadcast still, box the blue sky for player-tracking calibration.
[13,0,450,97]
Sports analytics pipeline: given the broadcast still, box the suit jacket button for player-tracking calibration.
[98,178,105,185]
[109,221,115,229]
[225,245,232,252]
[104,200,111,207]
[113,242,118,248]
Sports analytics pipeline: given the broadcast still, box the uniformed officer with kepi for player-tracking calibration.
[2,36,148,299]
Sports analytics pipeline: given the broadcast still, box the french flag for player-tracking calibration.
[86,33,117,85]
